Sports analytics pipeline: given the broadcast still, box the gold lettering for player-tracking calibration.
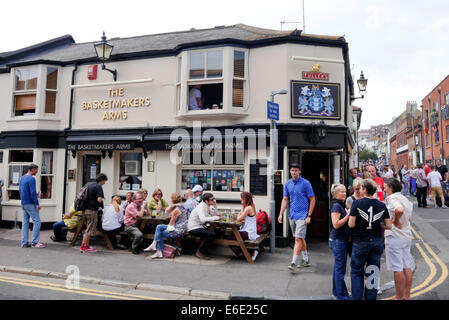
[109,111,114,119]
[82,101,87,110]
[119,88,124,96]
[128,99,134,108]
[113,110,122,119]
[122,110,127,119]
[145,97,151,106]
[103,100,108,109]
[113,100,121,108]
[102,111,109,120]
[87,102,93,110]
[121,100,127,108]
[108,88,122,97]
[139,98,144,107]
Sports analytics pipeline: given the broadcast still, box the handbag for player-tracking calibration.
[162,244,177,258]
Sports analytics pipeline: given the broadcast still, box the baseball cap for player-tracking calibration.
[192,185,203,193]
[290,163,301,170]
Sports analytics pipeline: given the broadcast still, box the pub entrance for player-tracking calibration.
[83,155,102,186]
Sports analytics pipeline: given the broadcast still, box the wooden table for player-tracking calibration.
[137,213,171,240]
[208,220,255,264]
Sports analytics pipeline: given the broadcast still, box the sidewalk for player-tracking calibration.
[0,225,401,300]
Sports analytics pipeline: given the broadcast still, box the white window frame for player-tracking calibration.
[40,151,54,200]
[6,149,35,201]
[116,151,143,193]
[10,65,60,119]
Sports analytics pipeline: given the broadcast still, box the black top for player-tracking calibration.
[349,198,389,241]
[437,165,448,180]
[330,199,350,241]
[86,181,105,211]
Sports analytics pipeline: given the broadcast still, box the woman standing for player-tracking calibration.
[384,178,413,300]
[145,192,188,258]
[227,192,260,262]
[329,184,351,300]
[346,178,363,209]
[349,179,392,300]
[415,163,428,208]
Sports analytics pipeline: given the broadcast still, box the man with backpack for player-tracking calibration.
[80,173,108,253]
[278,163,315,271]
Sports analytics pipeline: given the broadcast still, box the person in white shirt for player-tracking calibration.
[120,191,134,211]
[187,193,221,260]
[384,178,414,300]
[427,165,447,208]
[188,85,203,110]
[382,166,393,179]
[102,196,125,248]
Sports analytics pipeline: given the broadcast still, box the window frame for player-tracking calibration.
[117,151,143,192]
[40,151,54,200]
[7,149,35,201]
[11,65,60,119]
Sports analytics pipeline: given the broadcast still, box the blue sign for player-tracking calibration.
[267,101,279,120]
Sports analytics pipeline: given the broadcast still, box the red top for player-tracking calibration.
[424,165,431,177]
[373,176,385,201]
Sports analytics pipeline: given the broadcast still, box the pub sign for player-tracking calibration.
[291,80,341,119]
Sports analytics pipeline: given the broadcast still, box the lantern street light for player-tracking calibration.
[352,71,368,100]
[94,32,117,81]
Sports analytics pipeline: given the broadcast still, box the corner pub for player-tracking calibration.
[0,24,359,245]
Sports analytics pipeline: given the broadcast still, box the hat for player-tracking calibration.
[192,185,203,193]
[290,163,301,169]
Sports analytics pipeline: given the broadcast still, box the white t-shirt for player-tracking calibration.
[427,171,442,187]
[189,88,202,110]
[383,169,393,179]
[102,204,124,231]
[385,192,412,240]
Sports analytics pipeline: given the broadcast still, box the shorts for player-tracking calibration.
[385,236,413,272]
[431,186,444,201]
[84,209,98,237]
[289,218,307,239]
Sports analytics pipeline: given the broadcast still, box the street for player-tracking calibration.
[0,197,448,300]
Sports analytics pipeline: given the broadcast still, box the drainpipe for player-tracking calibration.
[62,63,79,214]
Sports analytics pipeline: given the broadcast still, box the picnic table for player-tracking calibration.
[137,213,171,240]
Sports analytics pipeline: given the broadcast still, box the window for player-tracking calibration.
[119,153,142,191]
[426,134,429,147]
[12,65,58,117]
[14,67,38,116]
[232,50,246,108]
[8,150,34,200]
[40,151,53,199]
[45,67,58,114]
[0,151,3,163]
[445,92,449,105]
[181,150,244,192]
[189,51,223,79]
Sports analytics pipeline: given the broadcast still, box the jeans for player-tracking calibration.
[350,237,384,300]
[329,239,350,300]
[21,204,41,247]
[402,180,409,196]
[416,187,427,207]
[52,220,68,240]
[154,224,171,251]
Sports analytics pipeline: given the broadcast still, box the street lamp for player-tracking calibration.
[269,89,287,253]
[351,71,368,100]
[94,32,117,81]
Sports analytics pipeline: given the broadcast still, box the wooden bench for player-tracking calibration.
[67,215,114,250]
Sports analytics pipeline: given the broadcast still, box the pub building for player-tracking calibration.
[0,24,360,244]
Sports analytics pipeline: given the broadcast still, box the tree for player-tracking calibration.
[359,148,378,161]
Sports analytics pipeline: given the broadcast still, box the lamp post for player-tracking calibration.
[269,89,287,253]
[438,87,444,163]
[351,71,368,100]
[94,32,117,81]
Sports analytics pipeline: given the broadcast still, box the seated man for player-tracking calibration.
[51,204,83,242]
[187,193,221,260]
[124,191,149,254]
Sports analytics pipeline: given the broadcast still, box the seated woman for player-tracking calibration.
[226,191,260,262]
[144,192,188,259]
[101,195,126,248]
[51,204,83,242]
[148,188,169,216]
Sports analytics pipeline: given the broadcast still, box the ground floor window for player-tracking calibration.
[181,167,244,192]
[119,152,143,191]
[8,150,34,200]
[40,151,53,199]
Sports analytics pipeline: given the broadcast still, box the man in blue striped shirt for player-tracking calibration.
[278,163,315,271]
[19,164,45,248]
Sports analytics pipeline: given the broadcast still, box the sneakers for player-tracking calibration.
[80,244,97,252]
[442,205,448,209]
[50,235,67,242]
[195,250,210,260]
[298,259,310,267]
[143,241,157,252]
[31,243,46,248]
[288,263,297,271]
[251,250,259,262]
[151,251,163,259]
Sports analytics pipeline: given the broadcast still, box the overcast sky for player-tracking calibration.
[1,0,448,129]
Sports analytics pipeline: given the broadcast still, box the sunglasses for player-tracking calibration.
[155,193,162,196]
[209,198,216,201]
[355,188,361,191]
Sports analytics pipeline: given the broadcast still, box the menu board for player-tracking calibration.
[250,159,267,196]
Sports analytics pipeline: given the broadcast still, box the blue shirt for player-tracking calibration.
[284,176,314,220]
[19,174,39,206]
[330,199,350,241]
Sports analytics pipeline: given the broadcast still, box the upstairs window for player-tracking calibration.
[45,67,58,114]
[232,50,245,108]
[14,67,38,116]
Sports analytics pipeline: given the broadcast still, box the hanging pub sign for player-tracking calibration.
[290,80,341,119]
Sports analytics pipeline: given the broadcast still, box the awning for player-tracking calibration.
[66,135,142,151]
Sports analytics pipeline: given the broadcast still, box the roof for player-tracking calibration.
[2,24,348,68]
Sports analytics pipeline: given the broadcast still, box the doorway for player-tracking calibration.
[300,151,330,239]
[83,155,101,186]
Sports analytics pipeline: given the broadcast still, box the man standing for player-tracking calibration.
[427,165,447,208]
[187,193,221,260]
[278,163,315,271]
[401,165,410,196]
[436,159,448,195]
[19,164,45,248]
[366,165,385,201]
[80,173,108,253]
[348,168,358,196]
[124,191,149,254]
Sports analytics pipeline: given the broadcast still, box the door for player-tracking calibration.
[83,155,101,186]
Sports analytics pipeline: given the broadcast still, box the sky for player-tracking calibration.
[1,0,448,129]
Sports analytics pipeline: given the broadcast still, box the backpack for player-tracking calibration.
[74,184,89,211]
[256,209,272,234]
